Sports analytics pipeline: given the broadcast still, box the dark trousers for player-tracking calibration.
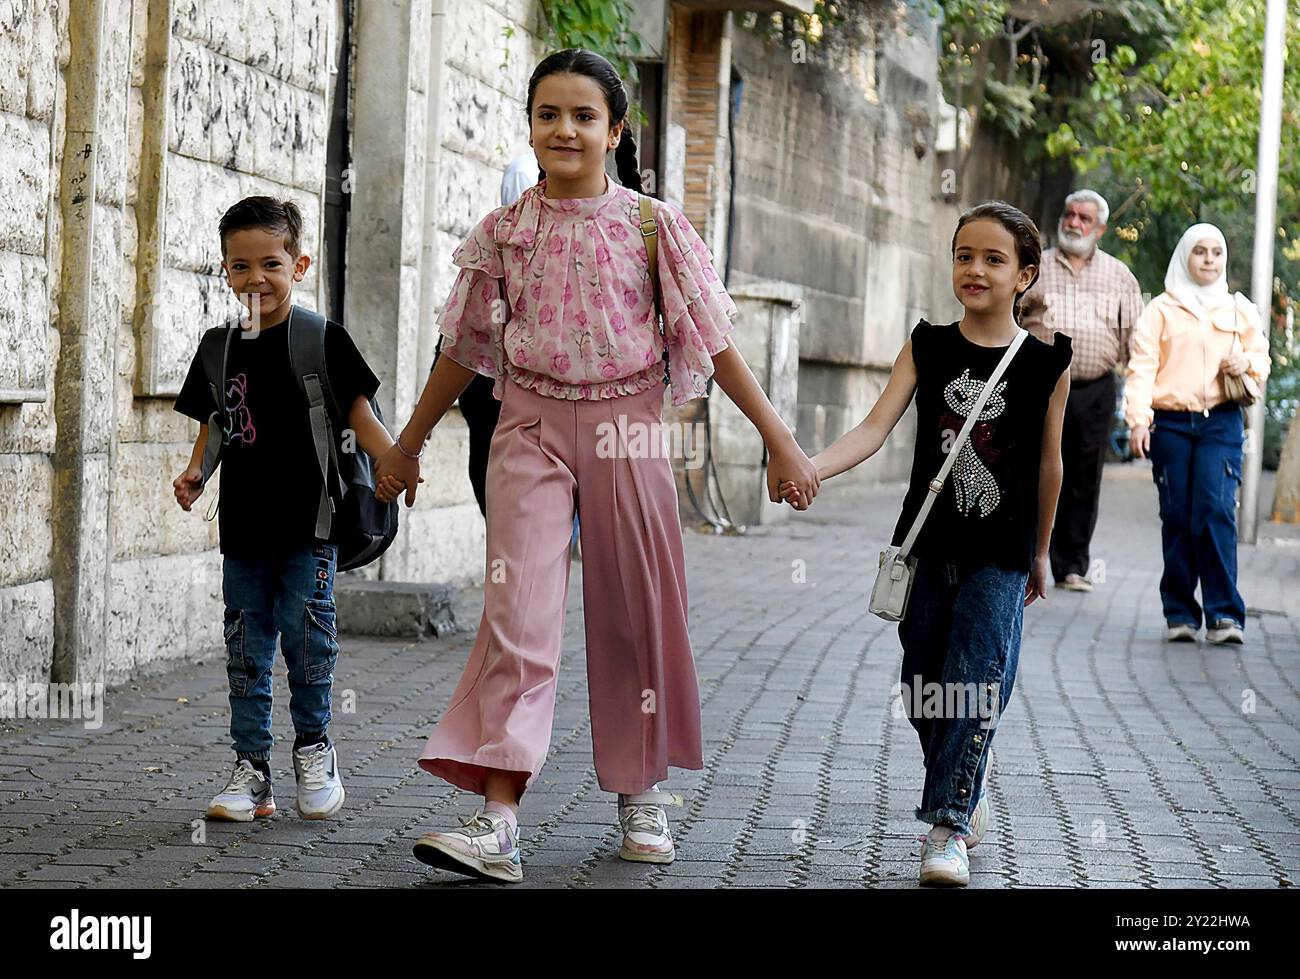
[1050,371,1116,581]
[457,372,501,518]
[1149,403,1246,630]
[433,347,501,518]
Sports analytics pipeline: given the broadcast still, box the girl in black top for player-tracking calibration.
[782,202,1072,887]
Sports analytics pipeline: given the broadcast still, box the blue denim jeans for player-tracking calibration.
[1149,403,1246,630]
[897,558,1027,835]
[221,543,340,760]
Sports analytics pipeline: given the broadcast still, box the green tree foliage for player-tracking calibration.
[930,1,1175,186]
[1048,0,1300,461]
[539,0,644,85]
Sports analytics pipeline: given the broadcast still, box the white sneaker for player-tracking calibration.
[617,788,682,864]
[413,809,523,883]
[965,755,991,850]
[206,759,276,822]
[292,741,345,819]
[1206,619,1244,645]
[919,826,969,887]
[1165,623,1198,643]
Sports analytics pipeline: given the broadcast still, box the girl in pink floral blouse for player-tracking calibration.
[375,49,820,883]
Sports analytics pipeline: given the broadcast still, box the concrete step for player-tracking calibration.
[334,577,475,639]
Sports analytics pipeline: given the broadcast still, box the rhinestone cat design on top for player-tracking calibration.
[940,368,1007,518]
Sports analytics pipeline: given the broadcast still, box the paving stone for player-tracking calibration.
[0,471,1295,889]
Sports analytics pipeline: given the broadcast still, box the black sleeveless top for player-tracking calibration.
[890,320,1073,572]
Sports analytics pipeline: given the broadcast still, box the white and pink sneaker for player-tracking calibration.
[413,809,523,883]
[617,788,682,864]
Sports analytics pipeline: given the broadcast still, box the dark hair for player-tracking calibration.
[951,201,1041,322]
[219,196,304,257]
[526,48,642,193]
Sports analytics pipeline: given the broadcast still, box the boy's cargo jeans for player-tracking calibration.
[221,543,339,760]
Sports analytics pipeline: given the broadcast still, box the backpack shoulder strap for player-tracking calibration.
[287,306,344,539]
[639,194,659,308]
[288,306,340,415]
[484,217,511,326]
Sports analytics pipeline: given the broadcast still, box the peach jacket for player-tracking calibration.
[1123,291,1271,429]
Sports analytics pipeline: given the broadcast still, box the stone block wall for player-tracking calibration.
[379,0,546,587]
[0,0,554,686]
[727,8,944,483]
[0,0,64,683]
[107,1,331,683]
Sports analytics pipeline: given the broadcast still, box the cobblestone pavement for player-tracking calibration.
[2,465,1298,889]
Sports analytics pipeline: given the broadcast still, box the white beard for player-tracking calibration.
[1057,224,1100,258]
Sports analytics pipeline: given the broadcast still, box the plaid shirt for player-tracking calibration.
[1020,247,1144,382]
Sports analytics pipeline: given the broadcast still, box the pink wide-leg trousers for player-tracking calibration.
[418,376,704,796]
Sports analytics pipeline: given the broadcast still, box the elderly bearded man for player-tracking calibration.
[1021,190,1144,592]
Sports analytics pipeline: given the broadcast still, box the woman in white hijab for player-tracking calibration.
[1124,223,1271,645]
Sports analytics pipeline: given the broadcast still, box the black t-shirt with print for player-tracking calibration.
[174,315,380,558]
[891,320,1073,572]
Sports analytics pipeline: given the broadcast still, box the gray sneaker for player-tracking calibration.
[206,759,276,822]
[292,742,345,819]
[1165,623,1198,642]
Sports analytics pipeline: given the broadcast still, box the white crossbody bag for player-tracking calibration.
[869,329,1028,621]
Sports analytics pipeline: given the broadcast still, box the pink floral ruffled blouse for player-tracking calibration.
[436,175,737,407]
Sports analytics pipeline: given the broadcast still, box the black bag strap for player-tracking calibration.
[287,306,347,540]
[898,329,1027,559]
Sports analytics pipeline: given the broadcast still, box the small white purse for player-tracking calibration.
[869,330,1028,621]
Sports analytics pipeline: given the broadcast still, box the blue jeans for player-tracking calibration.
[897,558,1027,835]
[1149,403,1246,630]
[221,543,340,760]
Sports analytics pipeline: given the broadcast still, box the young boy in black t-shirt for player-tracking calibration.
[173,197,395,823]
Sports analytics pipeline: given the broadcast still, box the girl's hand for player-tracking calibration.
[1128,424,1150,460]
[766,440,820,510]
[172,466,205,511]
[778,481,800,509]
[1025,554,1049,606]
[1220,351,1249,376]
[375,441,423,507]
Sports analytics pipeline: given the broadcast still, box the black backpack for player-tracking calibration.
[196,306,398,572]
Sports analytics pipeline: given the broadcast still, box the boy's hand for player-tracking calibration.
[173,466,205,511]
[375,443,422,507]
[375,470,422,506]
[766,441,820,511]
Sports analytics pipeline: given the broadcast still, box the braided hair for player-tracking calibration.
[526,49,642,193]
